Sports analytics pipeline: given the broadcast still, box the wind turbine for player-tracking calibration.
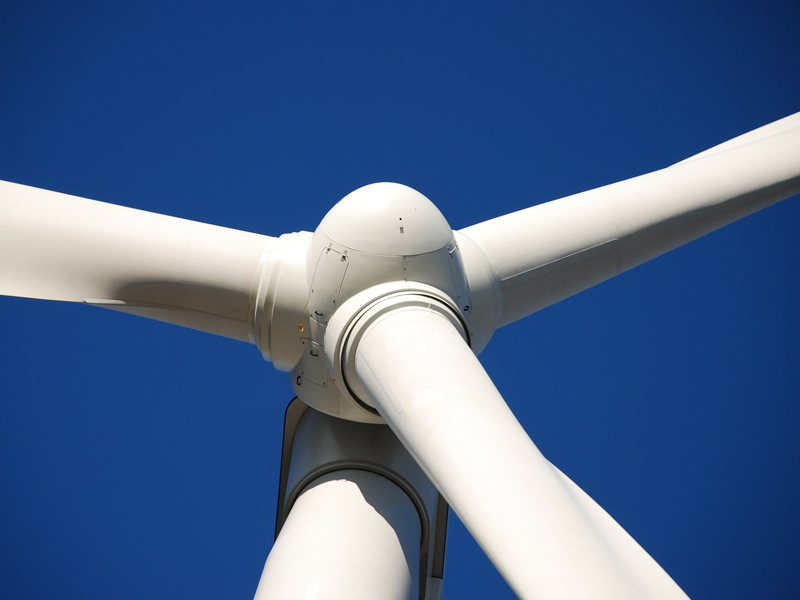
[2,4,800,599]
[2,104,799,599]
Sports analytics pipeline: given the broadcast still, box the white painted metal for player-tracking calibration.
[0,180,276,342]
[268,399,447,599]
[451,230,501,354]
[351,304,689,600]
[253,231,314,369]
[312,182,453,256]
[323,282,467,421]
[305,183,470,324]
[254,469,420,600]
[274,183,476,423]
[2,112,799,597]
[460,119,800,327]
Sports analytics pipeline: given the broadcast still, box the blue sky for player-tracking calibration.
[1,2,798,598]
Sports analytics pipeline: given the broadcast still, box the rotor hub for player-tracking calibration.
[254,182,475,423]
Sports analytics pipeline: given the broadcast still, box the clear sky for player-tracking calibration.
[1,2,798,598]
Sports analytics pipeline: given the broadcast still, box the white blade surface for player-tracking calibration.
[0,180,276,341]
[679,111,800,162]
[353,306,689,600]
[255,471,419,600]
[460,115,800,327]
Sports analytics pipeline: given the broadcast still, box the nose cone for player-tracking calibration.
[317,183,453,256]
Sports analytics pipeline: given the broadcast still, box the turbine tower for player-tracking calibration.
[2,112,799,599]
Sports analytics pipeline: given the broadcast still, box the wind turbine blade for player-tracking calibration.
[0,180,276,342]
[679,111,800,162]
[255,471,419,600]
[352,306,689,600]
[459,114,800,328]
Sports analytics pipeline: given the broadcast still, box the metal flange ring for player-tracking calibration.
[326,285,469,414]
